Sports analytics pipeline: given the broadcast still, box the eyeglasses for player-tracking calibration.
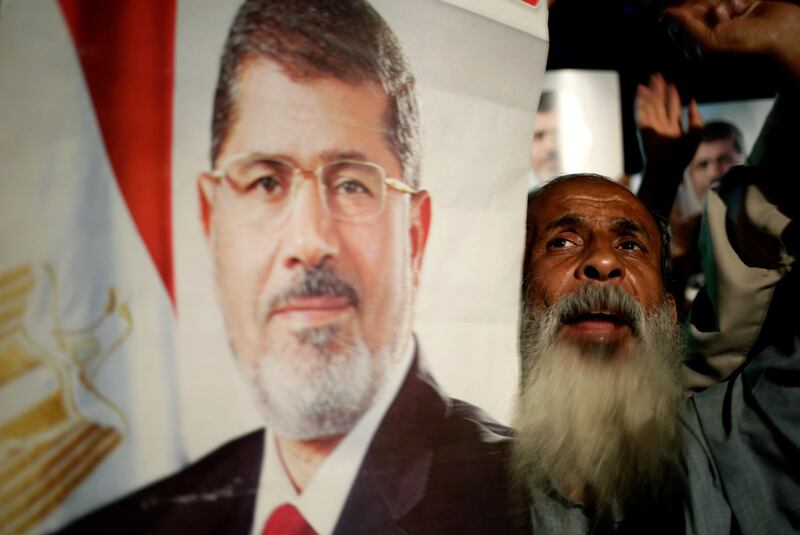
[210,153,418,222]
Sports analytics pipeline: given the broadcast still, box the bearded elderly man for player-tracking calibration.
[513,174,686,534]
[61,1,518,534]
[514,169,799,533]
[515,1,800,532]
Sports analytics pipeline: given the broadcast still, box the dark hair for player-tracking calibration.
[522,174,672,295]
[537,91,556,113]
[211,0,422,187]
[702,121,744,155]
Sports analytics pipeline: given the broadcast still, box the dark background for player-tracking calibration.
[546,0,781,173]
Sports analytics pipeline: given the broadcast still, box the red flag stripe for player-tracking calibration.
[58,0,176,306]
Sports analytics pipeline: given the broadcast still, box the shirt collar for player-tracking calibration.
[252,339,416,535]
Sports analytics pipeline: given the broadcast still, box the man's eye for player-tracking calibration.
[253,175,284,196]
[333,178,372,196]
[547,237,575,249]
[619,240,642,251]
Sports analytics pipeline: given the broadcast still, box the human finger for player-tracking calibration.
[729,0,753,17]
[665,82,682,129]
[636,84,659,127]
[715,2,733,24]
[649,72,666,97]
[649,74,672,123]
[687,98,704,130]
[664,4,720,50]
[712,0,753,23]
[639,76,664,112]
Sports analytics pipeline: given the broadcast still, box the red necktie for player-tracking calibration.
[262,503,317,535]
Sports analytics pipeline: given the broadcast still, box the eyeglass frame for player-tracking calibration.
[208,152,419,222]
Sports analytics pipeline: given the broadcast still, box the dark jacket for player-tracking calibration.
[60,355,524,534]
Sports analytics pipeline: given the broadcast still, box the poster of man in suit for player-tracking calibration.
[0,0,547,533]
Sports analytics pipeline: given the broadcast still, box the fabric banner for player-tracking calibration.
[0,0,548,532]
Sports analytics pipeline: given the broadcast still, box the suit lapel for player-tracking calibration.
[177,428,265,534]
[333,352,449,534]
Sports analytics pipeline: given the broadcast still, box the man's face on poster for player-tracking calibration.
[198,59,430,439]
[687,137,743,199]
[531,110,560,178]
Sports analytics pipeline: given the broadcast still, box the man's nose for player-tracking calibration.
[708,160,726,182]
[576,241,624,282]
[543,133,556,150]
[282,179,339,269]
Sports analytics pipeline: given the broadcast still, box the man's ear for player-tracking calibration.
[409,190,431,288]
[197,172,217,240]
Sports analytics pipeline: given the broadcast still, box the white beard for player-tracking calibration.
[237,323,388,440]
[512,285,684,510]
[230,261,412,441]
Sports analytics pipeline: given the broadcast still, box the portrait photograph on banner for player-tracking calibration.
[0,0,548,533]
[529,70,625,190]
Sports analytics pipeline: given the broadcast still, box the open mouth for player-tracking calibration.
[562,311,633,328]
[558,308,637,346]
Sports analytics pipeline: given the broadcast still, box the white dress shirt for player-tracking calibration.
[251,341,415,535]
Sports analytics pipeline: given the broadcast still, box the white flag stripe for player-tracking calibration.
[0,1,182,532]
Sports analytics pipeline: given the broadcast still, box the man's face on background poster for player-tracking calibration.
[531,109,561,178]
[687,137,743,199]
[198,58,430,440]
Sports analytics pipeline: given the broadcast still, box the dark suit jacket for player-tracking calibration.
[60,355,524,534]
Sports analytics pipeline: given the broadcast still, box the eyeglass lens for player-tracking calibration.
[226,158,385,220]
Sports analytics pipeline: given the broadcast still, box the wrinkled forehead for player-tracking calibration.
[531,177,660,240]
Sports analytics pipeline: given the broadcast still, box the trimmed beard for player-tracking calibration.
[237,324,387,441]
[231,265,408,441]
[512,284,684,511]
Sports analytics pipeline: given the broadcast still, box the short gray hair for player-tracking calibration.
[211,0,422,187]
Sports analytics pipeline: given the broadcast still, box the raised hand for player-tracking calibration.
[636,73,704,172]
[665,0,800,84]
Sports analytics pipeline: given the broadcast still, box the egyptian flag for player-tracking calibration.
[0,1,182,532]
